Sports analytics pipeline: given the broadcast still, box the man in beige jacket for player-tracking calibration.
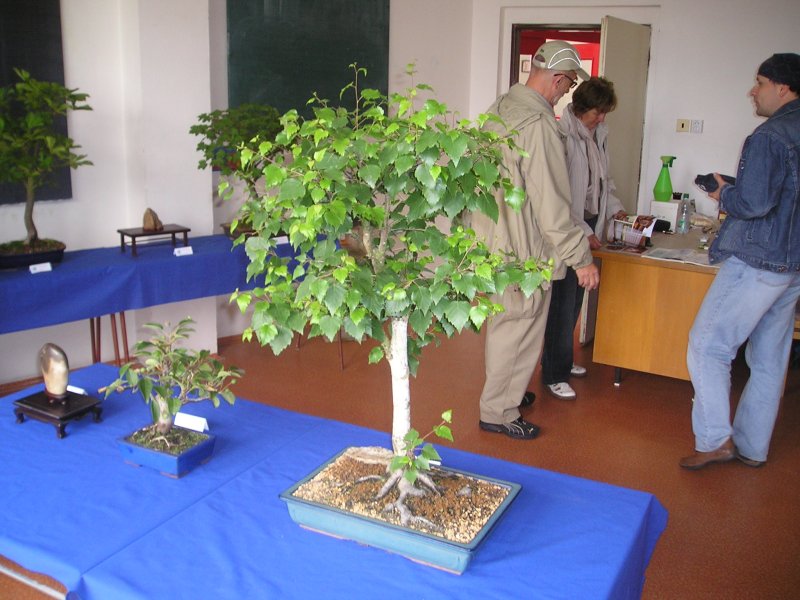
[472,41,600,440]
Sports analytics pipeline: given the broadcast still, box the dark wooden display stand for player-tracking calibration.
[14,391,102,438]
[117,224,191,256]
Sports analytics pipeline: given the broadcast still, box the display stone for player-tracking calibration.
[14,391,102,438]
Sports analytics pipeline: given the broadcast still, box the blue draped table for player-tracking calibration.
[0,364,667,600]
[0,234,292,334]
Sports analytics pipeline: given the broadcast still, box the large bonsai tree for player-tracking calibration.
[230,65,550,521]
[0,69,92,248]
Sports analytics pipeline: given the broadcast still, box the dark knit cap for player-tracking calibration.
[757,53,800,93]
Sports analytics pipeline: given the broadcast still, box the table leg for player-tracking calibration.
[182,231,189,247]
[119,233,125,252]
[614,367,622,387]
[110,313,121,366]
[131,238,138,257]
[90,317,102,363]
[120,311,130,363]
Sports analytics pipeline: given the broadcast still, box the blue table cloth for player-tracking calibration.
[0,235,294,334]
[0,365,667,599]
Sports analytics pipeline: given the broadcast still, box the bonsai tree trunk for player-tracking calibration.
[23,178,39,246]
[155,397,174,434]
[388,316,411,455]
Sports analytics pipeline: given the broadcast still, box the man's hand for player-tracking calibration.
[587,234,603,250]
[575,263,600,290]
[708,173,729,201]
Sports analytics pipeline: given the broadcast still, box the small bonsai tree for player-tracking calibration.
[105,318,244,449]
[230,65,550,522]
[0,68,92,249]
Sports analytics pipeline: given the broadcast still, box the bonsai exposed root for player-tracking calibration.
[376,470,444,531]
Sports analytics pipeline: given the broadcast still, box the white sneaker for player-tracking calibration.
[570,364,587,377]
[547,382,576,400]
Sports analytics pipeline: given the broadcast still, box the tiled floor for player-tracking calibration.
[2,330,798,599]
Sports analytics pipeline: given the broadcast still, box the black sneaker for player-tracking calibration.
[519,391,536,408]
[479,417,540,440]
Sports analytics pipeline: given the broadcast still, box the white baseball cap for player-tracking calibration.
[532,40,590,80]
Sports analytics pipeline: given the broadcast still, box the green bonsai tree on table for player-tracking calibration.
[229,64,550,523]
[0,68,92,253]
[105,318,244,453]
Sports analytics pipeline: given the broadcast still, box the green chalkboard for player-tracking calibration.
[227,0,389,116]
[0,0,72,205]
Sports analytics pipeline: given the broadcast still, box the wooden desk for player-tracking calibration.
[592,231,717,382]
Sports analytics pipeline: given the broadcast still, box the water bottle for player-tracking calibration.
[676,199,690,234]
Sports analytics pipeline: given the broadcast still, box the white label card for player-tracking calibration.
[29,262,52,273]
[174,412,208,432]
[174,246,193,257]
[272,235,289,244]
[66,385,87,395]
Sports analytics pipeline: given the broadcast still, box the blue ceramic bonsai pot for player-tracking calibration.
[118,426,216,478]
[280,449,521,574]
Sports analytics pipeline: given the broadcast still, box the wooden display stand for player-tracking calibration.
[117,224,190,256]
[14,391,102,438]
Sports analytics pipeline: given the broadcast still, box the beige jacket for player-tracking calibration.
[470,84,593,281]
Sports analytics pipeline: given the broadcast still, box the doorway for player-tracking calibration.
[510,26,601,119]
[510,18,651,344]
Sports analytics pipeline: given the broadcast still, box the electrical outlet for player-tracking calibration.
[690,120,704,134]
[676,119,690,133]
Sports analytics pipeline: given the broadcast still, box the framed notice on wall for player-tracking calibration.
[227,0,389,116]
[0,0,72,205]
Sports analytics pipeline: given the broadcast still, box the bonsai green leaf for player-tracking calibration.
[268,327,294,354]
[520,270,546,297]
[420,444,443,461]
[433,425,453,442]
[318,315,342,341]
[408,308,433,338]
[394,154,415,175]
[390,455,410,472]
[441,131,468,165]
[474,191,499,223]
[403,465,419,484]
[358,164,381,189]
[441,409,453,423]
[468,303,490,329]
[444,300,471,330]
[323,284,347,313]
[473,160,499,188]
[368,346,384,364]
[263,163,285,187]
[504,185,526,211]
[279,178,305,202]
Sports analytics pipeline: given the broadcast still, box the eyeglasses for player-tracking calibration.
[558,73,578,90]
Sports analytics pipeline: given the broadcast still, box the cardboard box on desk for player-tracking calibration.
[650,199,681,231]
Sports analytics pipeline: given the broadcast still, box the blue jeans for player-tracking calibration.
[687,256,800,460]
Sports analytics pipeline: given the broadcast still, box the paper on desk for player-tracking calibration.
[643,247,711,266]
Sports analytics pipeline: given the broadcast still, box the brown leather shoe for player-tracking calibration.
[735,449,766,468]
[679,439,736,470]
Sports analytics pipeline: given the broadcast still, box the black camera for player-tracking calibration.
[694,173,736,193]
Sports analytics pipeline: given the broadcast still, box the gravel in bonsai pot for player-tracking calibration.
[226,63,550,565]
[104,318,243,475]
[0,68,92,262]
